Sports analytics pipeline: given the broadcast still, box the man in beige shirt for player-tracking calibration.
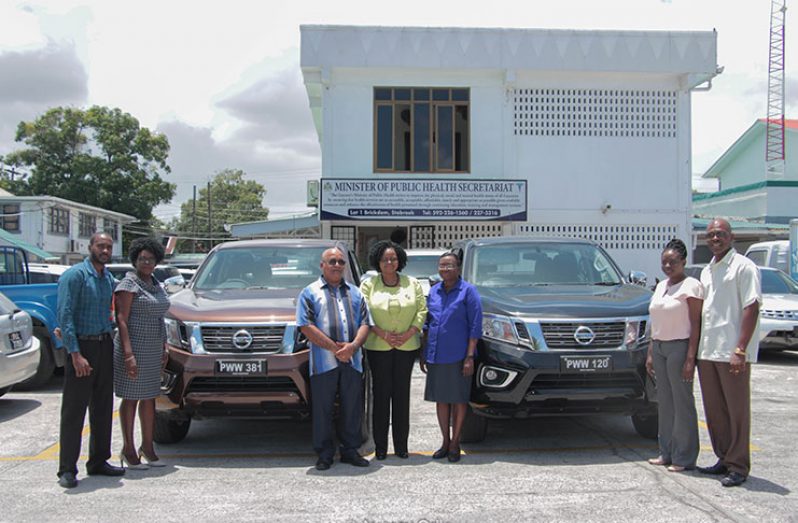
[697,218,761,487]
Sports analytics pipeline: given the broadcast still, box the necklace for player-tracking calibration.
[381,274,399,287]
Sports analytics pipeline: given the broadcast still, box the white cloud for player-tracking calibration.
[2,0,797,215]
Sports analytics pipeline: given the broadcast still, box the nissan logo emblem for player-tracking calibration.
[232,329,253,349]
[573,326,595,346]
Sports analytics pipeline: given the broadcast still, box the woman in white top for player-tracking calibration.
[646,239,703,472]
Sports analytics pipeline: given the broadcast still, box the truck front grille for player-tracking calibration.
[762,309,798,320]
[539,321,625,349]
[200,325,285,353]
[528,373,643,393]
[187,376,299,394]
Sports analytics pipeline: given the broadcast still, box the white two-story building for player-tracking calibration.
[300,25,720,279]
[0,190,136,263]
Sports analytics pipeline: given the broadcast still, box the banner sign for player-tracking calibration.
[320,178,527,221]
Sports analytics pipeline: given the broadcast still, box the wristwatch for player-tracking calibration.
[733,347,747,357]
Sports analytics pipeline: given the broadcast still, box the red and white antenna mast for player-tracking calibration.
[766,0,787,178]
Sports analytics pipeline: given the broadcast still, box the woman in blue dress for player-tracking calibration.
[421,251,483,463]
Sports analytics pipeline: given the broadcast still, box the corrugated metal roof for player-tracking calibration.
[0,228,58,261]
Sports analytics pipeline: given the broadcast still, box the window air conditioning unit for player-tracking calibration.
[70,240,88,253]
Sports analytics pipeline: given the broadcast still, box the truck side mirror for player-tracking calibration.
[628,271,648,287]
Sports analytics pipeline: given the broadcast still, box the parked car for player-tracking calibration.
[450,237,655,442]
[686,264,798,352]
[156,239,365,444]
[745,240,791,275]
[758,267,798,351]
[165,253,208,283]
[105,263,186,294]
[0,290,41,397]
[27,263,71,283]
[0,247,64,388]
[361,248,445,296]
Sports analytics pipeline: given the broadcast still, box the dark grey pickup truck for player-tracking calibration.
[449,237,657,442]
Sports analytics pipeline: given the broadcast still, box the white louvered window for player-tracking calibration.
[514,223,679,251]
[434,224,504,250]
[513,88,677,138]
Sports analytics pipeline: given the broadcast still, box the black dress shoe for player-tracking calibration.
[395,451,409,459]
[315,458,332,471]
[447,448,461,463]
[340,454,370,467]
[697,461,728,475]
[721,472,747,487]
[86,462,125,476]
[375,451,387,461]
[58,472,78,489]
[432,448,448,460]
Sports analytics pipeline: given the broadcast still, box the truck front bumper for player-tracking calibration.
[471,338,654,418]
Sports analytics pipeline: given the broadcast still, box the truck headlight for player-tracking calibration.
[282,324,308,354]
[164,318,184,348]
[164,318,203,352]
[482,314,519,345]
[624,319,647,347]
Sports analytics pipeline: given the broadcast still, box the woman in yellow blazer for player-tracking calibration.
[361,240,427,460]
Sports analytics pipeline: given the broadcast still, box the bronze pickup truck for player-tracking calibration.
[155,239,362,443]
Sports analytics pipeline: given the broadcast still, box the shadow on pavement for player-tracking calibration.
[757,350,798,367]
[0,398,42,422]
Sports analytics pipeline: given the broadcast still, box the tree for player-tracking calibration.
[4,106,175,221]
[168,168,269,250]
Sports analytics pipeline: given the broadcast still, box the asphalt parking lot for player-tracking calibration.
[1,351,797,523]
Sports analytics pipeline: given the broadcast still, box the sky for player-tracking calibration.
[0,0,795,223]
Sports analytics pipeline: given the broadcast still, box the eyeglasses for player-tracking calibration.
[380,258,398,264]
[137,257,156,265]
[325,258,347,266]
[438,264,457,270]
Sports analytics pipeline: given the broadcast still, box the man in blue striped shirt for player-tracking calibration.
[297,247,372,470]
[56,232,125,488]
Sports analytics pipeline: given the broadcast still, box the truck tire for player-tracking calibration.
[153,410,191,444]
[631,412,658,440]
[460,405,488,443]
[16,332,55,389]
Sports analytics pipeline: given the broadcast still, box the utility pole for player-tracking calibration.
[207,180,212,249]
[192,185,197,254]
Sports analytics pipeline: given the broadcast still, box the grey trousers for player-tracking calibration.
[652,339,699,467]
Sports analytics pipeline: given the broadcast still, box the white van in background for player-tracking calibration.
[745,240,791,275]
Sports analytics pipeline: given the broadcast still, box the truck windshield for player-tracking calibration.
[404,254,442,280]
[193,246,328,290]
[470,242,622,287]
[761,269,798,294]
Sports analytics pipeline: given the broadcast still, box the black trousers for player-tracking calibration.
[367,349,419,454]
[58,338,114,477]
[310,363,364,462]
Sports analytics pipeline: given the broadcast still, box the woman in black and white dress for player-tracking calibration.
[114,237,171,470]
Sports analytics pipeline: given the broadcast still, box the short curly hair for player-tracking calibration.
[439,251,462,268]
[128,237,165,265]
[368,240,407,272]
[663,238,688,261]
